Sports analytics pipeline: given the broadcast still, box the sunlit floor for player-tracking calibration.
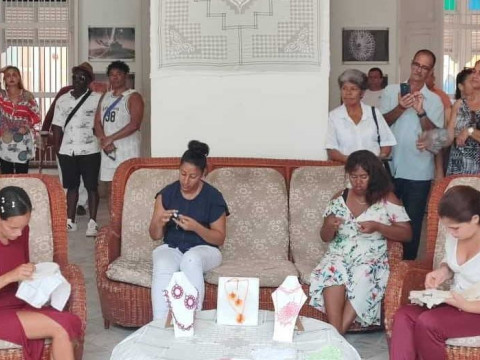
[37,168,393,359]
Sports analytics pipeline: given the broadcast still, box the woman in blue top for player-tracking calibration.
[149,140,229,320]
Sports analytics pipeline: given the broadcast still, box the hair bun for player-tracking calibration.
[188,140,209,157]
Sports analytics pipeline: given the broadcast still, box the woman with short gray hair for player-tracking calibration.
[326,69,396,163]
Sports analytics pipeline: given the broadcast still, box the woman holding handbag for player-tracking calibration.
[0,66,40,174]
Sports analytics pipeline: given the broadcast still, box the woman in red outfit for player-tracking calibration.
[0,186,81,360]
[0,66,40,174]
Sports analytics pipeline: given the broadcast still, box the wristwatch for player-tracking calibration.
[417,111,427,118]
[468,126,475,136]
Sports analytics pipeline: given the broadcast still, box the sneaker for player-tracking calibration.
[67,219,77,232]
[76,205,87,216]
[86,219,98,237]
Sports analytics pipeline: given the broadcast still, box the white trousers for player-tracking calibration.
[151,244,222,320]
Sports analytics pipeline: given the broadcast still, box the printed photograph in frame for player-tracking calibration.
[342,28,389,64]
[88,27,135,61]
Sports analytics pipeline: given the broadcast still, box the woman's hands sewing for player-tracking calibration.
[357,221,379,234]
[325,215,344,231]
[173,215,200,232]
[6,263,35,283]
[425,264,452,289]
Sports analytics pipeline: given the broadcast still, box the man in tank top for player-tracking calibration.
[94,61,144,205]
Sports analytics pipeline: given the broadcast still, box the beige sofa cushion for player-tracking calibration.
[0,178,53,263]
[106,257,152,288]
[206,167,290,261]
[0,338,51,351]
[205,259,298,287]
[121,169,178,261]
[289,166,346,284]
[446,336,480,347]
[205,167,294,285]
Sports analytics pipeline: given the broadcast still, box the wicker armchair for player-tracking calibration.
[0,174,87,360]
[384,175,480,359]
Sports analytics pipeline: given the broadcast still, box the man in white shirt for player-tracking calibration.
[362,67,385,108]
[379,49,444,260]
[52,62,102,236]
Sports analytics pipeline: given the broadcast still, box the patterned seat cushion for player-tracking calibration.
[288,166,346,284]
[121,169,178,262]
[206,167,290,262]
[106,257,153,288]
[446,336,480,347]
[0,178,53,263]
[0,338,50,350]
[205,259,298,287]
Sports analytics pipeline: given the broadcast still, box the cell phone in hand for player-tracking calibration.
[400,82,411,97]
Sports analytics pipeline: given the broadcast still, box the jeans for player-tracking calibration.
[394,178,431,260]
[151,244,222,320]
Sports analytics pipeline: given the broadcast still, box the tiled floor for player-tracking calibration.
[47,167,390,360]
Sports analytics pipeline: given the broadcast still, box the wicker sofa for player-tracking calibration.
[0,174,86,360]
[96,157,403,330]
[384,175,480,359]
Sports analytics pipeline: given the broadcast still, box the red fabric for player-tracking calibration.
[390,304,480,360]
[0,90,41,131]
[0,227,82,360]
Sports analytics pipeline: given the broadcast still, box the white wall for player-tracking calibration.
[329,0,398,109]
[150,1,330,160]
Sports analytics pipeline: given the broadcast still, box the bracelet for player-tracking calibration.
[417,111,427,118]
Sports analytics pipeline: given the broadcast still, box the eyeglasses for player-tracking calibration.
[103,149,116,161]
[411,61,432,72]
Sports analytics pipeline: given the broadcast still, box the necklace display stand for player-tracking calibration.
[163,272,198,337]
[272,275,307,343]
[217,277,259,326]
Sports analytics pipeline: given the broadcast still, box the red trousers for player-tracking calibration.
[390,304,480,360]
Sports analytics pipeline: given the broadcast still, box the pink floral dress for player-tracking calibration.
[309,192,409,326]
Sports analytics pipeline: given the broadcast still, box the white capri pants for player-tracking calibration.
[151,244,222,320]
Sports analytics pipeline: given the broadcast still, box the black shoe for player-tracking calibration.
[76,205,87,216]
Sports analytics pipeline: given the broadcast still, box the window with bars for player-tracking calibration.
[0,0,73,121]
[444,0,480,94]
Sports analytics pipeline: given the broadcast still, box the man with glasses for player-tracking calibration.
[52,62,102,236]
[379,49,444,260]
[94,61,144,208]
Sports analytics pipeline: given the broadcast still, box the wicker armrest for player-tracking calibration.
[60,264,87,333]
[387,240,403,267]
[384,260,429,337]
[95,225,121,281]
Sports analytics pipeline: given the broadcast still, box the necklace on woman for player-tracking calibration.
[354,197,367,205]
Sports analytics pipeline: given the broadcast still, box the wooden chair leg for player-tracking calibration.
[104,318,110,329]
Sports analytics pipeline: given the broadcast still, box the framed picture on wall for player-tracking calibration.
[342,28,389,64]
[88,27,135,61]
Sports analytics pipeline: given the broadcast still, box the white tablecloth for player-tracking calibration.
[110,310,360,360]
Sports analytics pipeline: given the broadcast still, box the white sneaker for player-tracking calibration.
[67,219,77,232]
[86,219,98,237]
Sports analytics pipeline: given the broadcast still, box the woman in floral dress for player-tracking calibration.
[309,150,412,334]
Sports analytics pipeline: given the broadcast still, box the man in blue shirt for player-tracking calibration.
[379,49,444,260]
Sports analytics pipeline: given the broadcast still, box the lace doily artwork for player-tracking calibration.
[154,0,324,70]
[417,129,449,154]
[348,30,376,61]
[272,275,307,343]
[217,277,259,326]
[164,271,199,337]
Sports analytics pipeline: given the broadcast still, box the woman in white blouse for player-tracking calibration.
[326,69,396,163]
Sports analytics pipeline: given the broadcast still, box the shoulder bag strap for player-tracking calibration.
[371,106,381,146]
[64,90,92,130]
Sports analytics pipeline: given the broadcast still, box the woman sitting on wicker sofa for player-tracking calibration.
[309,150,412,334]
[0,186,82,360]
[149,140,229,321]
[390,185,480,360]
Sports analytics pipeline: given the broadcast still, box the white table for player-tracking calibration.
[110,310,360,360]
